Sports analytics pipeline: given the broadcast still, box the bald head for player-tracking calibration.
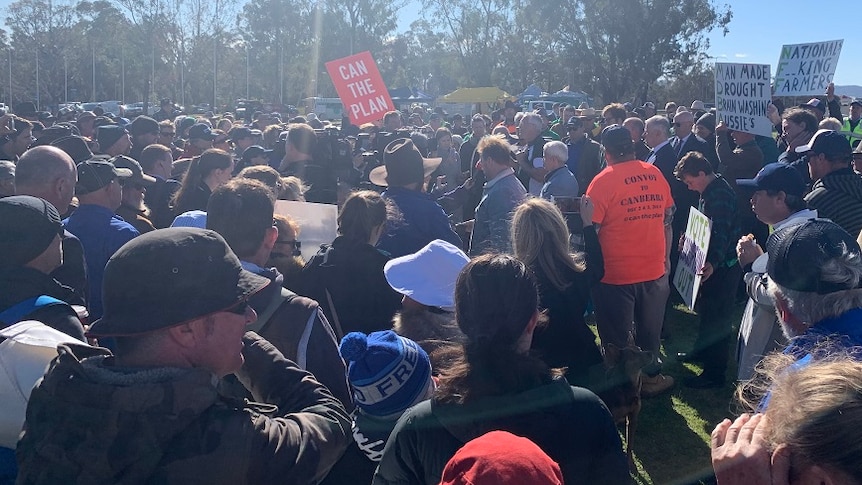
[673,111,695,138]
[15,146,77,213]
[623,117,645,142]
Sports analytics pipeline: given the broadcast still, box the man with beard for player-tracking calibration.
[765,219,862,364]
[112,156,157,234]
[267,214,305,292]
[384,239,468,361]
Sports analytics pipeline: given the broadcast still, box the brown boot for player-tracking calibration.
[641,373,675,397]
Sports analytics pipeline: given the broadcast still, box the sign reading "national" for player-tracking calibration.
[325,51,394,125]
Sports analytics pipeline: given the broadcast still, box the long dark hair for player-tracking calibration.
[171,148,233,209]
[435,254,559,404]
[337,190,388,244]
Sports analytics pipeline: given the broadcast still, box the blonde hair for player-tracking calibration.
[280,176,307,201]
[511,198,584,291]
[738,353,862,482]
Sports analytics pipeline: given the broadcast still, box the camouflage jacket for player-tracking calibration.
[16,333,351,485]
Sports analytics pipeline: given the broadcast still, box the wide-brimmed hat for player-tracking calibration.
[369,138,441,187]
[384,239,469,311]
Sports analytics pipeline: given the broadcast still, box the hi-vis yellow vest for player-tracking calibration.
[841,117,862,145]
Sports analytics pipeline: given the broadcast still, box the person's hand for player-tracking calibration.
[514,146,528,165]
[678,233,687,252]
[711,414,780,485]
[736,234,763,267]
[463,177,474,189]
[0,114,14,135]
[352,153,366,169]
[767,103,780,125]
[699,261,714,282]
[579,195,594,226]
[715,120,729,133]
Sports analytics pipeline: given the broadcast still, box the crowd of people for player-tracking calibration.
[1,86,862,484]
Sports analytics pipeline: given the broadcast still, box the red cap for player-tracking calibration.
[439,431,564,485]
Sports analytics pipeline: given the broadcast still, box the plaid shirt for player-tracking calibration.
[699,175,739,267]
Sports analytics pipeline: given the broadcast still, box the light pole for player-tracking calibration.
[35,49,39,109]
[8,50,12,106]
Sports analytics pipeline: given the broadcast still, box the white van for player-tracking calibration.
[81,100,124,116]
[523,100,555,113]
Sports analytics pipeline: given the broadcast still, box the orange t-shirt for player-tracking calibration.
[586,160,673,285]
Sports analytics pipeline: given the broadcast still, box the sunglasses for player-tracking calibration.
[672,122,681,128]
[226,300,249,315]
[214,138,231,145]
[274,239,302,257]
[160,132,175,137]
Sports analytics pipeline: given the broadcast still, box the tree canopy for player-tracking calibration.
[0,0,731,110]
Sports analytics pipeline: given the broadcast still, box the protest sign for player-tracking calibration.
[325,51,394,125]
[774,40,843,96]
[714,62,772,137]
[274,200,337,262]
[673,207,711,311]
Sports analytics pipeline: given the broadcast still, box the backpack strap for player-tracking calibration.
[0,296,68,328]
[247,287,294,334]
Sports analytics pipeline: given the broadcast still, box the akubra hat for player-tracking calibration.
[369,138,441,187]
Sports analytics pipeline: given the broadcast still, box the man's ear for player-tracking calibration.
[167,321,203,349]
[774,292,807,333]
[263,225,278,252]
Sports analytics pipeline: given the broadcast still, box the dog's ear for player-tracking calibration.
[603,344,621,366]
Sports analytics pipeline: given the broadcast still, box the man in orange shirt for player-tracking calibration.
[586,125,676,397]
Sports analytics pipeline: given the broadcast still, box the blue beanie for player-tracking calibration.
[339,330,433,418]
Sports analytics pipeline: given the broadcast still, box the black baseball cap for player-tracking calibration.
[736,162,806,197]
[566,116,584,129]
[0,195,63,269]
[76,160,132,195]
[88,227,270,337]
[229,126,254,141]
[52,135,94,164]
[188,123,216,141]
[767,219,861,294]
[795,129,852,160]
[600,124,633,149]
[111,156,156,186]
[242,145,273,162]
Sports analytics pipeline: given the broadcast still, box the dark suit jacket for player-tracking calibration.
[672,134,710,159]
[653,143,698,237]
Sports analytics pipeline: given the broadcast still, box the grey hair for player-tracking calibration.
[514,112,525,126]
[819,117,843,132]
[767,246,862,325]
[645,115,670,138]
[543,140,568,162]
[520,113,544,131]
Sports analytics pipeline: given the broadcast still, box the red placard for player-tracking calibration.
[325,51,394,126]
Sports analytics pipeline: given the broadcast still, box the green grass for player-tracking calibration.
[594,301,747,485]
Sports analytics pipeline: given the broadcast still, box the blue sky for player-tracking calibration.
[396,1,862,88]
